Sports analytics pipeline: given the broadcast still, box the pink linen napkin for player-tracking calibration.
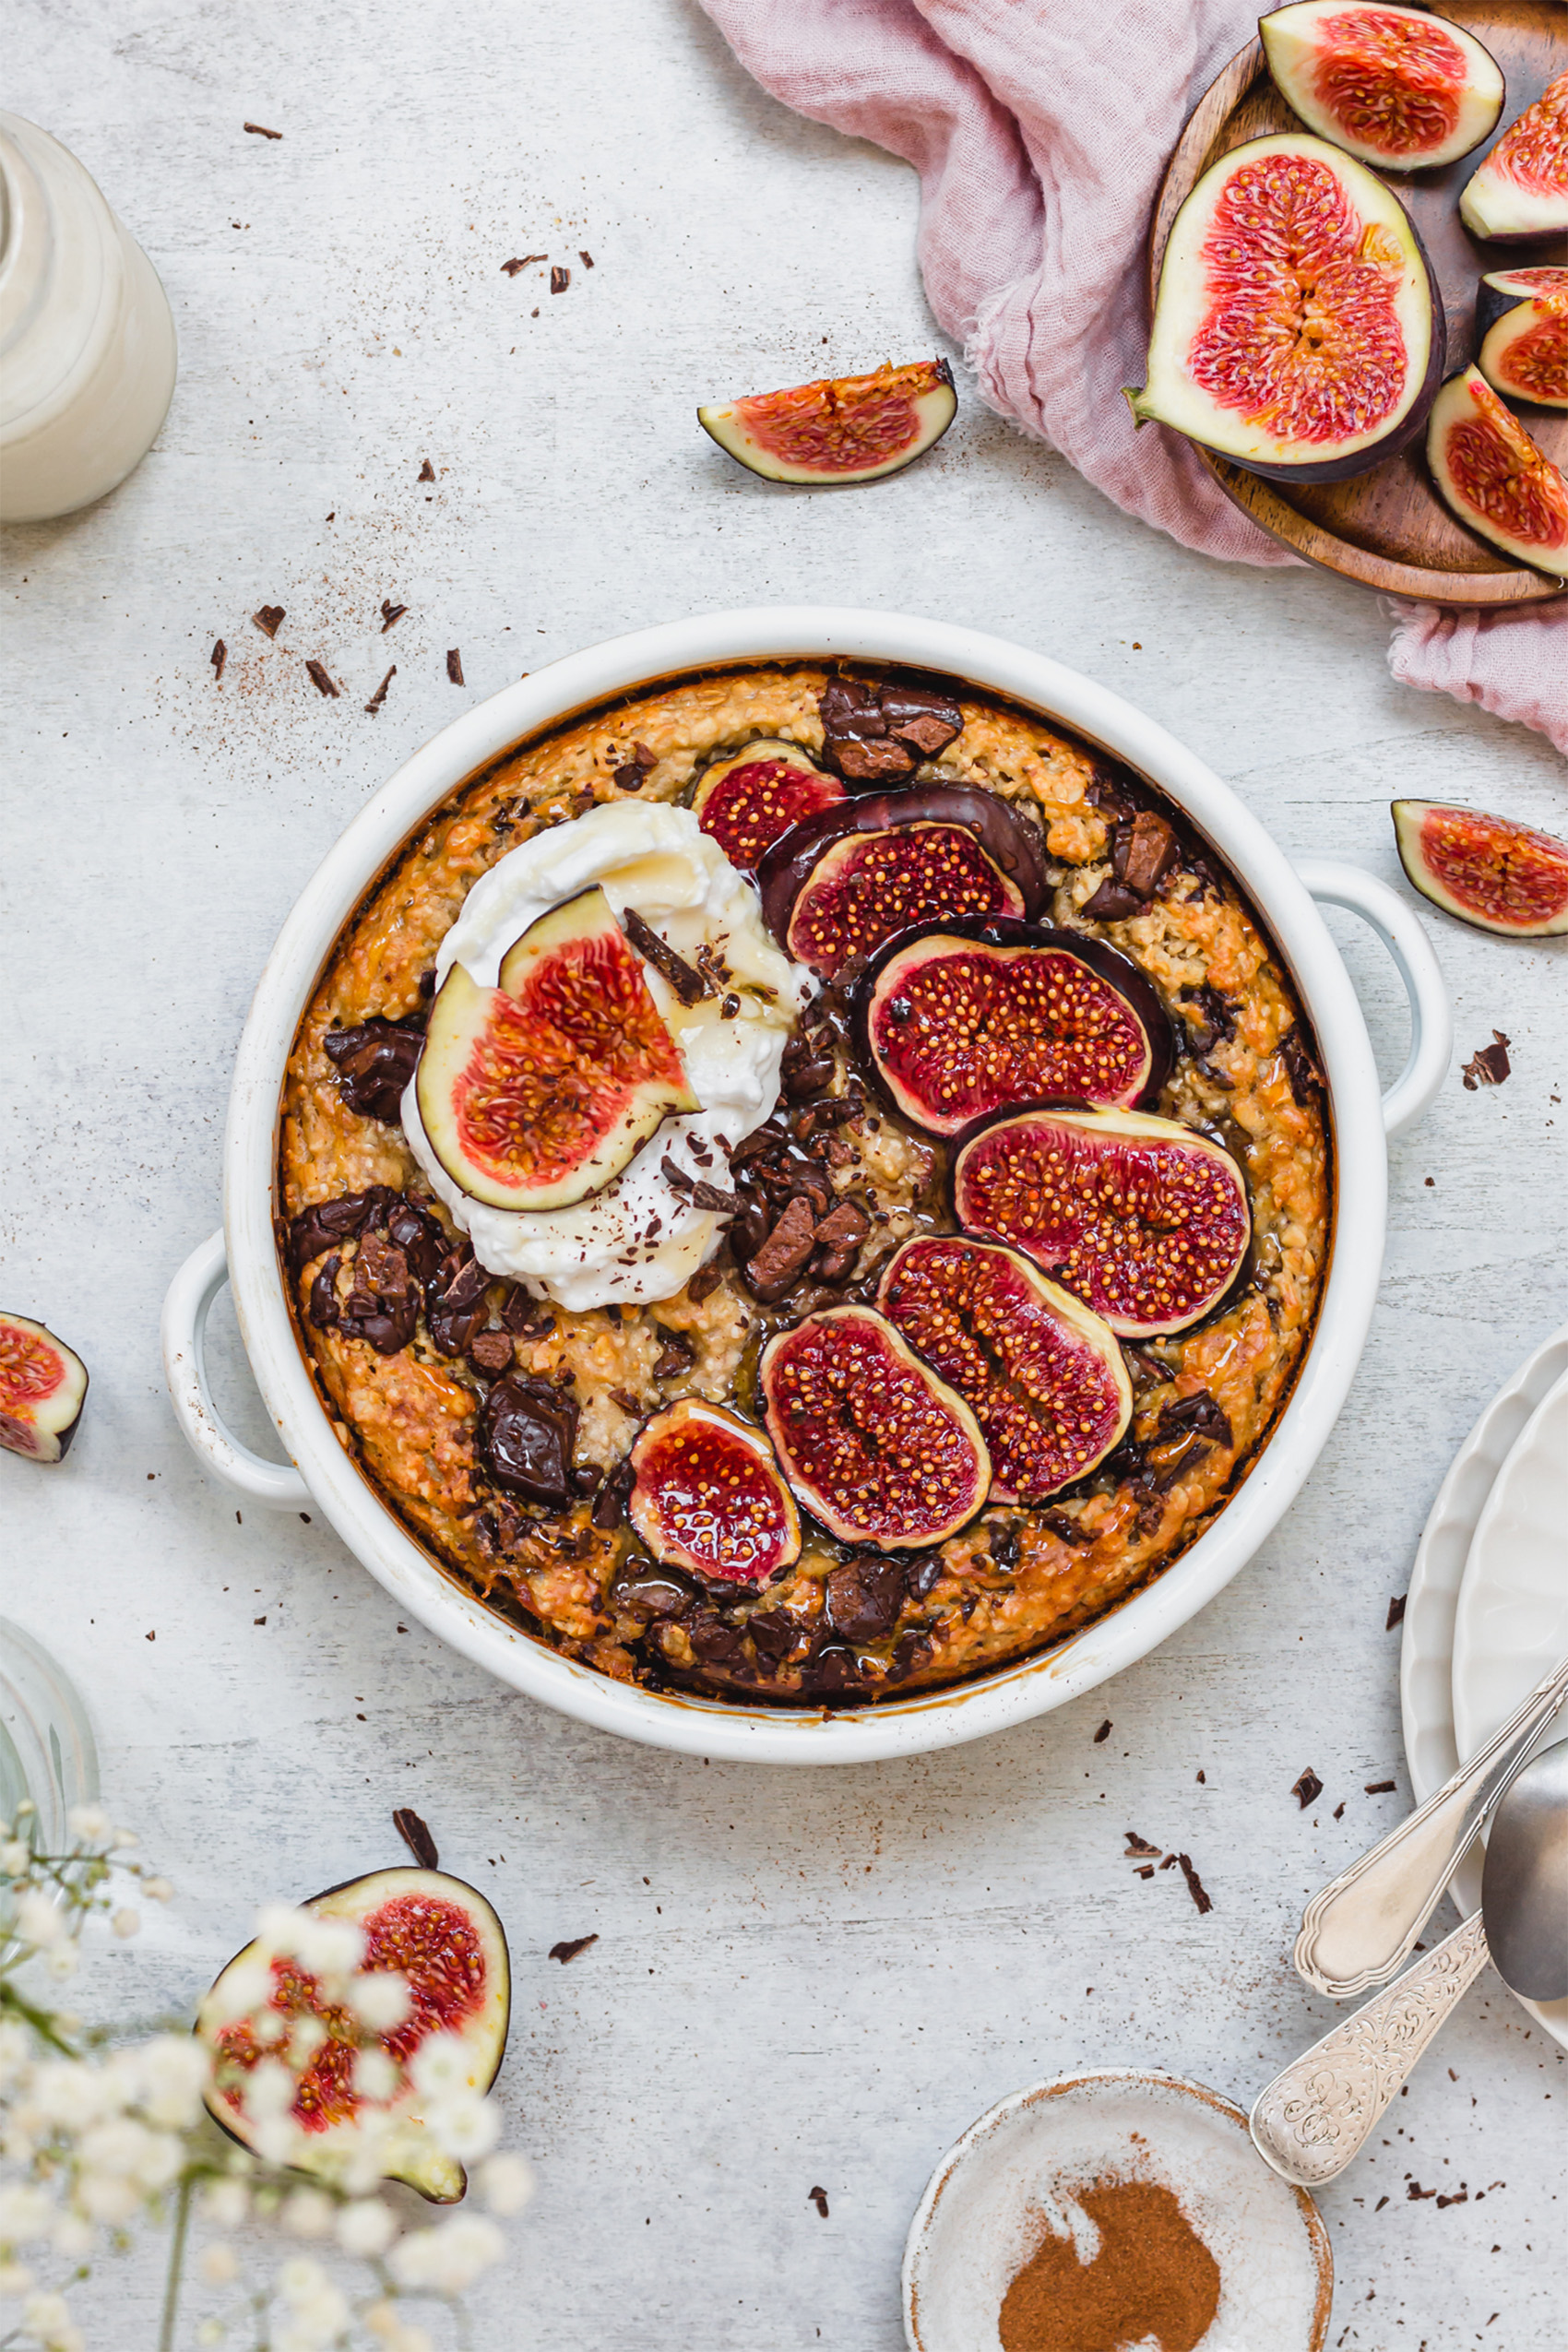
[697,0,1567,754]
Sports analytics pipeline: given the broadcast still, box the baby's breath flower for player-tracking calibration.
[197,2322,225,2347]
[201,2178,250,2229]
[388,2211,505,2293]
[49,2211,92,2259]
[0,2258,35,2294]
[280,2187,336,2239]
[0,2180,57,2246]
[21,2287,83,2352]
[425,2091,500,2163]
[335,2196,396,2258]
[141,1873,172,1901]
[1,1838,30,1873]
[14,1890,65,1947]
[477,2150,534,2216]
[408,2033,471,2098]
[65,1805,111,1845]
[351,2047,398,2104]
[198,2240,240,2285]
[111,1907,140,1939]
[365,2302,434,2352]
[45,1942,80,1982]
[346,1970,410,2033]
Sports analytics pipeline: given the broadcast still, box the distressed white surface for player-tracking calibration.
[2,2,1565,2345]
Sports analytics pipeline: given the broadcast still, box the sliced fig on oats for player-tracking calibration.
[416,885,697,1212]
[878,1236,1131,1503]
[857,920,1171,1137]
[757,786,1047,977]
[1426,368,1568,573]
[953,1106,1251,1338]
[1393,801,1568,937]
[760,1306,990,1548]
[1259,4,1503,172]
[200,1868,510,2205]
[0,1314,89,1464]
[697,359,956,485]
[628,1398,801,1585]
[692,741,845,876]
[1477,276,1568,411]
[1460,71,1568,242]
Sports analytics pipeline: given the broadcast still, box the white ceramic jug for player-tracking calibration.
[0,112,177,523]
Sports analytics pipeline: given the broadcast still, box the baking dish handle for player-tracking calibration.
[1295,858,1451,1137]
[161,1230,312,1509]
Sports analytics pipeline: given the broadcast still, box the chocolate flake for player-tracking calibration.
[244,121,283,137]
[687,1257,726,1303]
[808,2187,829,2219]
[501,255,546,275]
[1385,1593,1407,1631]
[1176,1853,1213,1914]
[393,1806,439,1870]
[591,1460,635,1531]
[1292,1768,1324,1811]
[210,638,227,683]
[1279,1024,1324,1105]
[364,664,396,715]
[445,647,465,686]
[252,605,285,638]
[551,265,570,294]
[1461,1031,1511,1090]
[744,1196,818,1301]
[548,1934,599,1964]
[578,250,595,268]
[379,600,407,632]
[1094,1719,1111,1743]
[418,458,436,482]
[305,659,339,699]
[622,908,708,1005]
[1123,1831,1160,1858]
[689,1180,738,1214]
[1364,1779,1396,1794]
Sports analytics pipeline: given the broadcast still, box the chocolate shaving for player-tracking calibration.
[1123,1832,1160,1858]
[305,659,339,699]
[1461,1030,1511,1090]
[307,1253,341,1329]
[550,265,570,294]
[445,647,464,686]
[1154,1390,1233,1450]
[244,121,283,137]
[1094,1720,1111,1743]
[364,664,396,715]
[578,250,595,268]
[1176,1854,1213,1914]
[808,2187,829,2218]
[1278,1024,1324,1105]
[743,1196,818,1301]
[548,1934,598,1963]
[591,1460,635,1531]
[210,638,227,683]
[659,1156,694,1193]
[1292,1768,1324,1811]
[501,255,546,275]
[253,605,285,638]
[393,1807,439,1870]
[1039,1508,1096,1547]
[1385,1593,1407,1631]
[687,1255,726,1303]
[379,600,407,632]
[689,1180,738,1213]
[622,908,708,1005]
[418,458,436,482]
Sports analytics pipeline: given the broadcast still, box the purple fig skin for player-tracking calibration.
[756,785,1048,949]
[850,918,1175,1126]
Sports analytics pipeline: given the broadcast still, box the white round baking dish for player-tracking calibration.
[163,609,1450,1764]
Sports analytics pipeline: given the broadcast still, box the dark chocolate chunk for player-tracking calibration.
[500,1288,551,1336]
[835,735,917,785]
[621,908,709,1005]
[210,639,227,683]
[885,1629,933,1683]
[1176,1853,1213,1914]
[592,1460,636,1532]
[244,121,283,137]
[1093,1719,1111,1743]
[393,1806,439,1870]
[803,1641,862,1693]
[689,1180,738,1213]
[1292,1768,1324,1811]
[445,647,464,686]
[1085,767,1141,821]
[902,1552,944,1601]
[986,1521,1019,1569]
[1181,983,1236,1050]
[364,664,396,715]
[1279,1024,1324,1105]
[307,1253,341,1329]
[1461,1031,1511,1091]
[1364,1779,1396,1794]
[480,1373,578,1506]
[428,1251,492,1357]
[612,1563,694,1618]
[578,250,594,268]
[418,458,436,482]
[1385,1593,1407,1631]
[686,1257,726,1303]
[323,1016,424,1122]
[288,1188,394,1271]
[782,1041,837,1100]
[548,1934,598,1963]
[1039,1508,1096,1547]
[550,265,570,294]
[1081,878,1143,922]
[809,1194,869,1283]
[743,1196,818,1301]
[253,605,285,638]
[305,659,339,698]
[825,1555,903,1642]
[808,2187,829,2219]
[1154,1389,1233,1450]
[1112,810,1178,899]
[469,1330,516,1377]
[746,1608,799,1665]
[687,1614,743,1663]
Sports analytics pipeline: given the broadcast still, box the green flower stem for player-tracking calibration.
[158,2173,195,2352]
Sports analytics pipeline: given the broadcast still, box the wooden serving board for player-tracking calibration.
[1149,1,1568,604]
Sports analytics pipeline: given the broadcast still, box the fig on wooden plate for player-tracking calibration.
[1259,4,1503,172]
[627,1397,801,1584]
[200,1868,510,2205]
[698,360,956,485]
[1425,367,1568,574]
[1460,71,1568,242]
[1130,134,1442,481]
[758,786,1047,979]
[857,919,1172,1137]
[759,1306,991,1548]
[1393,801,1568,938]
[0,1314,88,1464]
[953,1106,1252,1338]
[416,885,697,1212]
[692,741,845,876]
[1476,273,1568,411]
[878,1236,1131,1503]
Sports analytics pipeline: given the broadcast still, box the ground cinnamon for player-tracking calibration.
[997,2179,1220,2352]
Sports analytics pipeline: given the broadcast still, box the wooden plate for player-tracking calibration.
[1149,2,1568,604]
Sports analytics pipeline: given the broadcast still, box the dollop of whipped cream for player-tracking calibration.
[402,801,813,1312]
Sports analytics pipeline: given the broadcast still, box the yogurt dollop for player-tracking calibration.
[402,802,812,1312]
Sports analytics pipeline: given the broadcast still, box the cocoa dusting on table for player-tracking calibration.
[392,1807,439,1870]
[997,2178,1220,2352]
[1462,1030,1511,1090]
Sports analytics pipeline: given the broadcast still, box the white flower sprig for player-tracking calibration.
[0,1809,531,2352]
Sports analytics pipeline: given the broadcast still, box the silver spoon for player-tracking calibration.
[1250,1739,1568,2188]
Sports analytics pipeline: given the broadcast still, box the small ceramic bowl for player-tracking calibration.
[903,2068,1332,2352]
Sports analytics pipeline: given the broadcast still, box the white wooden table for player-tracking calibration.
[4,4,1564,2344]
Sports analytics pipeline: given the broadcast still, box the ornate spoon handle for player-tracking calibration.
[1251,1910,1491,2188]
[1295,1652,1568,1999]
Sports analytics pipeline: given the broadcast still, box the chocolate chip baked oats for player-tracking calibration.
[279,664,1329,1705]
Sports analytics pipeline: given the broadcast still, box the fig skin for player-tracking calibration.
[1459,72,1568,243]
[952,1104,1253,1339]
[757,785,1047,962]
[877,1235,1132,1504]
[1425,368,1568,574]
[199,1867,511,2206]
[698,359,956,486]
[627,1397,802,1585]
[1131,133,1443,483]
[1258,4,1504,173]
[1476,284,1568,412]
[759,1306,991,1549]
[692,740,845,876]
[1393,800,1568,938]
[853,917,1174,1138]
[0,1313,89,1464]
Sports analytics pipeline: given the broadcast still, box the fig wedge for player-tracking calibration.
[878,1236,1131,1503]
[698,359,956,485]
[1460,71,1568,242]
[628,1397,801,1584]
[1476,276,1568,410]
[416,885,697,1212]
[0,1314,89,1464]
[953,1106,1252,1338]
[692,741,844,876]
[1476,265,1568,339]
[858,920,1172,1137]
[200,1868,510,2204]
[1130,134,1441,481]
[1392,801,1568,937]
[758,786,1047,977]
[1426,367,1568,574]
[759,1306,991,1548]
[1259,4,1503,172]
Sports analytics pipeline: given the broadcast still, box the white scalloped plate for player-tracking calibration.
[1400,1325,1568,2050]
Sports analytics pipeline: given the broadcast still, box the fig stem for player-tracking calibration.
[158,2174,195,2352]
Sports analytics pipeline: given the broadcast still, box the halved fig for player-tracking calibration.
[858,920,1172,1137]
[1460,71,1568,242]
[953,1107,1252,1338]
[1426,367,1568,573]
[1477,265,1568,339]
[692,741,845,875]
[201,1867,510,2204]
[628,1398,801,1584]
[698,360,956,486]
[1129,134,1442,481]
[757,786,1047,977]
[878,1236,1131,1503]
[0,1314,89,1464]
[1393,800,1568,937]
[1477,278,1568,410]
[759,1306,990,1548]
[1260,5,1503,172]
[416,885,697,1213]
